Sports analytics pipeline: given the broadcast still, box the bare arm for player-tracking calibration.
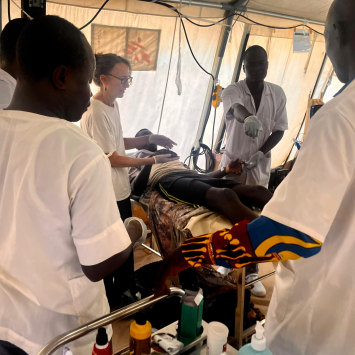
[108,151,155,168]
[124,136,150,150]
[131,164,153,197]
[82,220,143,282]
[230,103,253,123]
[259,131,284,155]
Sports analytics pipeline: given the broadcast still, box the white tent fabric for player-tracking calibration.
[2,1,330,167]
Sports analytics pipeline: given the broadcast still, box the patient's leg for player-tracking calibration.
[205,187,258,224]
[230,185,272,209]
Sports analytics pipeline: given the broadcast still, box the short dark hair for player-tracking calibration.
[17,15,88,81]
[94,53,132,86]
[135,128,151,137]
[243,45,268,62]
[0,18,29,64]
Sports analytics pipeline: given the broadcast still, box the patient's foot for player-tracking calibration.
[246,273,266,297]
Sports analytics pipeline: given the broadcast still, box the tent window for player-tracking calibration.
[91,24,161,71]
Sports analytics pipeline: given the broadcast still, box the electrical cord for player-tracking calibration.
[80,0,110,30]
[237,13,324,36]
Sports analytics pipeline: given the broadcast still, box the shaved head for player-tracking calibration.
[325,0,355,82]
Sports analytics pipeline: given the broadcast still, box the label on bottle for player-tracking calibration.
[130,337,151,355]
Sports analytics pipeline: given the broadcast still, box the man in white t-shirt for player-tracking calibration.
[0,18,29,109]
[0,16,142,355]
[155,0,355,353]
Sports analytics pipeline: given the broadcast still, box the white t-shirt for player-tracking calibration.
[0,69,16,109]
[0,110,131,355]
[221,80,288,187]
[81,98,131,201]
[262,80,355,355]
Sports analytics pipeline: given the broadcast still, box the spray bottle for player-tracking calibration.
[239,322,273,355]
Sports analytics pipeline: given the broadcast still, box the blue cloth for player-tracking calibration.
[334,77,355,97]
[0,341,28,355]
[247,216,322,259]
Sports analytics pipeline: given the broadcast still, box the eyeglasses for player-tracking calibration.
[108,74,133,85]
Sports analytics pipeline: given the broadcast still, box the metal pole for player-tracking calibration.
[38,288,185,355]
[191,7,236,152]
[214,23,251,153]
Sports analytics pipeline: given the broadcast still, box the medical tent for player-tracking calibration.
[1,0,343,168]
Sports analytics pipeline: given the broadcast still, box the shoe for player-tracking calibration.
[124,217,148,247]
[246,273,266,297]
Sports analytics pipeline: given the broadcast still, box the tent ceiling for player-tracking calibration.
[49,0,332,23]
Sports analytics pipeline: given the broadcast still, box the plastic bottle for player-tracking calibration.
[239,322,273,355]
[130,311,152,355]
[207,322,229,355]
[92,327,112,355]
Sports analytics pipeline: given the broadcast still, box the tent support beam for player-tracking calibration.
[214,23,251,154]
[162,0,325,26]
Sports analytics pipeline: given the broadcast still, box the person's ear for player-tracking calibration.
[100,74,109,87]
[266,61,269,70]
[52,65,68,90]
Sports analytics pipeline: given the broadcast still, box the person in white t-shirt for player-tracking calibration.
[155,0,355,353]
[0,18,29,109]
[0,15,144,355]
[80,53,178,309]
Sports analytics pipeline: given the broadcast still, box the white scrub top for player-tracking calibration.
[81,98,131,202]
[0,110,131,355]
[0,69,16,109]
[262,79,355,355]
[221,80,288,187]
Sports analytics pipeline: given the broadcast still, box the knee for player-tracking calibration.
[207,187,239,205]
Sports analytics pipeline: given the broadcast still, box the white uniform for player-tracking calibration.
[81,98,131,202]
[262,79,355,355]
[0,110,131,355]
[0,69,16,109]
[221,80,288,187]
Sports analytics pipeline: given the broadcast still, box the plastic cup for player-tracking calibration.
[207,322,229,355]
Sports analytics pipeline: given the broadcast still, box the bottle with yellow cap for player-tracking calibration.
[130,311,152,355]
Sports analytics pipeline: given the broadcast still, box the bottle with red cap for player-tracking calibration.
[92,327,112,355]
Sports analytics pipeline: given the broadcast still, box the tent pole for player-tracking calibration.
[214,23,251,154]
[161,0,325,26]
[191,6,237,153]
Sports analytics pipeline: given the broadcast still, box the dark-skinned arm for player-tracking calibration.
[82,219,143,282]
[206,159,244,178]
[259,131,284,155]
[131,164,153,197]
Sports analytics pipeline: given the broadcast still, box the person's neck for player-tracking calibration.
[1,63,17,80]
[245,79,264,94]
[6,82,66,119]
[94,89,115,107]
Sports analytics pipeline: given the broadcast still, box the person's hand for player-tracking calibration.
[149,134,177,149]
[227,159,244,175]
[154,247,190,298]
[244,115,263,138]
[153,154,180,164]
[244,151,264,171]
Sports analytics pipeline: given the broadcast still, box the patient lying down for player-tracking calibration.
[129,129,272,225]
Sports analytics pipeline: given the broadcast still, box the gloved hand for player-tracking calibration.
[244,115,263,139]
[244,151,264,171]
[149,134,177,149]
[153,154,180,164]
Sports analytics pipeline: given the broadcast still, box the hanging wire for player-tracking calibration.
[80,0,110,30]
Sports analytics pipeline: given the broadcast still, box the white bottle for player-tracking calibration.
[238,322,273,355]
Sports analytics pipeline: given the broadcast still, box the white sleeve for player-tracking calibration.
[69,153,131,266]
[89,108,117,154]
[262,108,355,243]
[0,81,14,110]
[273,88,288,132]
[222,85,244,120]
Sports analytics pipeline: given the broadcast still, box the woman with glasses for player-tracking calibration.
[81,53,177,310]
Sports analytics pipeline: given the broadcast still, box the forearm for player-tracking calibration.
[124,135,150,150]
[206,166,227,178]
[131,165,152,196]
[230,103,253,123]
[109,152,154,168]
[259,131,284,155]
